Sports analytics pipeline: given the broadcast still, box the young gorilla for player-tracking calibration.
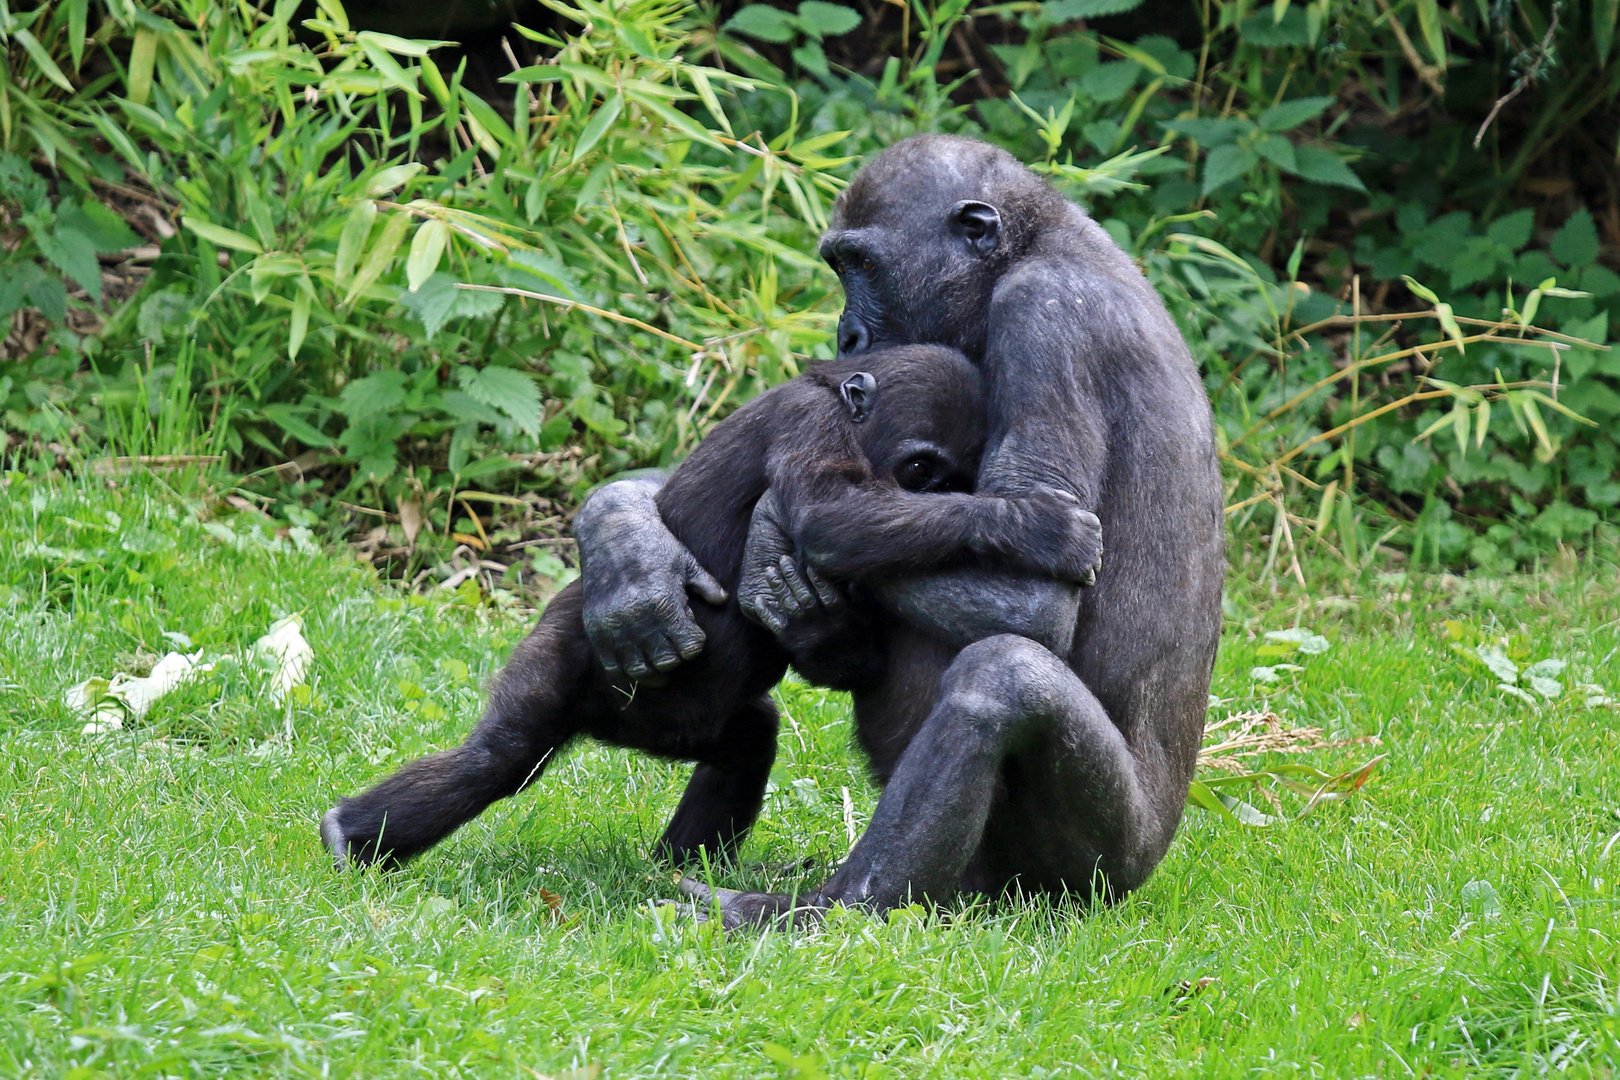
[321,344,1098,870]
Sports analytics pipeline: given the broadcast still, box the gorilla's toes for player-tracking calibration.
[677,876,824,931]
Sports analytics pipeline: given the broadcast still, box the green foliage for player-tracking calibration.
[2,0,1619,565]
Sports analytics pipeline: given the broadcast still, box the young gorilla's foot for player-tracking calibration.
[320,805,401,869]
[677,877,827,931]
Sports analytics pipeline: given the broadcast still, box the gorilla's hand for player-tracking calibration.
[989,488,1103,588]
[575,476,727,681]
[738,491,846,633]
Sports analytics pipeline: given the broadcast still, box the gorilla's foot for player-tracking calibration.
[677,877,826,931]
[320,807,359,869]
[320,805,401,869]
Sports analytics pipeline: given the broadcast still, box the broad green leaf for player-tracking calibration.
[355,31,455,57]
[182,217,264,254]
[288,287,311,361]
[1160,116,1248,146]
[1040,0,1146,19]
[358,37,423,98]
[339,370,408,419]
[1256,95,1332,132]
[1201,143,1258,195]
[342,210,410,306]
[334,200,376,287]
[795,1,861,38]
[406,219,448,292]
[1254,134,1298,174]
[1292,146,1366,191]
[572,92,623,163]
[725,5,799,41]
[1551,208,1600,268]
[792,40,830,77]
[460,90,517,151]
[365,164,425,197]
[1486,208,1534,252]
[263,404,338,448]
[36,225,101,299]
[1414,0,1446,68]
[458,365,542,436]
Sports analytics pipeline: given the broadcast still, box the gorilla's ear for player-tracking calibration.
[948,200,1001,257]
[839,372,877,423]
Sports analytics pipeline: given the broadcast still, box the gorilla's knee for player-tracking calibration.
[936,634,1067,739]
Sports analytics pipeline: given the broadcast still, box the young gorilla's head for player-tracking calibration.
[813,343,985,495]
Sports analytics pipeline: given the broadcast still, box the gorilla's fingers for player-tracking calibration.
[682,554,729,606]
[648,633,684,673]
[762,565,797,618]
[803,564,843,610]
[777,555,818,610]
[670,619,707,661]
[620,643,654,681]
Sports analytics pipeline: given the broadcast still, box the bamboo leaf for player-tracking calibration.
[289,285,312,361]
[128,28,158,105]
[15,28,76,93]
[182,217,264,254]
[406,219,449,292]
[572,92,623,163]
[343,211,411,307]
[1473,400,1490,447]
[334,200,377,287]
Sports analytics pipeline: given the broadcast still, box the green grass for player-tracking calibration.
[1,464,1617,1079]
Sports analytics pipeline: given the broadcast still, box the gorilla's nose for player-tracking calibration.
[837,314,871,356]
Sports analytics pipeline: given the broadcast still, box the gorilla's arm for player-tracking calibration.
[573,473,728,680]
[792,486,1101,586]
[871,569,1079,657]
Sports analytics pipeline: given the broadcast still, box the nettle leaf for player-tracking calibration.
[36,223,103,300]
[724,5,799,43]
[1080,61,1141,104]
[1161,115,1247,147]
[1202,143,1258,195]
[1042,0,1146,18]
[457,365,542,436]
[439,389,506,425]
[0,151,48,210]
[397,272,459,338]
[795,1,860,37]
[1551,208,1600,269]
[1486,208,1535,253]
[1291,145,1366,192]
[57,198,139,253]
[1254,134,1298,174]
[1256,95,1333,132]
[504,250,579,298]
[339,371,408,419]
[792,40,830,77]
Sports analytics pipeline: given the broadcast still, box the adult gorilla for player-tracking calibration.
[575,134,1224,922]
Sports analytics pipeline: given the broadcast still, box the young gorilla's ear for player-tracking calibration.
[839,372,877,423]
[948,200,1000,257]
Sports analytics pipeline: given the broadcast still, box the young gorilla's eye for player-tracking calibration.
[896,454,944,492]
[861,257,875,272]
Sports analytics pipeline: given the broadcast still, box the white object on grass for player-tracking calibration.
[65,650,213,735]
[254,615,314,700]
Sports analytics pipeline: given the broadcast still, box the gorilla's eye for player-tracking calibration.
[896,454,945,492]
[861,257,875,272]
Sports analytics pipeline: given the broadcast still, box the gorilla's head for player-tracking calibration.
[818,135,1068,361]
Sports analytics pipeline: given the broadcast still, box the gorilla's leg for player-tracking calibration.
[696,634,1177,926]
[656,695,778,866]
[322,590,595,868]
